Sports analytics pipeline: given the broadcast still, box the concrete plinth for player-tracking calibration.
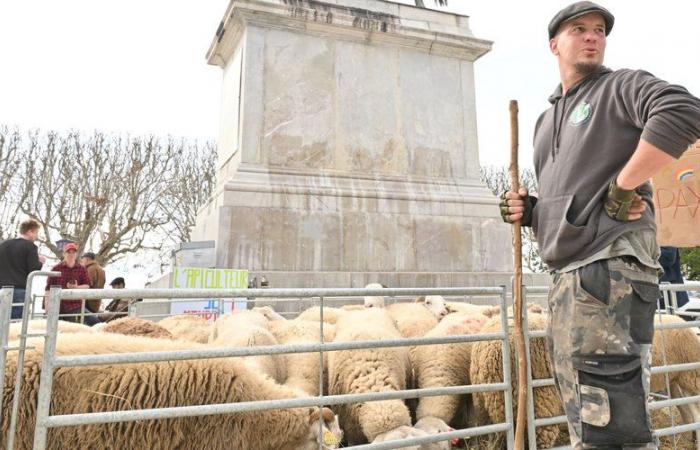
[192,0,521,288]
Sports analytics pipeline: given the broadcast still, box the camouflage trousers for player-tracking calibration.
[546,256,661,449]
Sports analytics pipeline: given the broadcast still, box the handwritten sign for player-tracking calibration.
[652,142,700,247]
[170,267,249,321]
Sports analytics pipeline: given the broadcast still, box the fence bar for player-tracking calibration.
[652,362,700,375]
[522,293,537,450]
[344,423,512,450]
[42,382,508,428]
[0,287,13,418]
[650,394,700,410]
[531,378,555,388]
[534,415,567,427]
[317,296,325,450]
[7,271,59,450]
[53,331,506,368]
[500,285,515,450]
[32,286,62,450]
[57,286,505,300]
[654,421,700,437]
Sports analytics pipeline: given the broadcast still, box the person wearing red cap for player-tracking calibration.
[44,242,93,324]
[500,1,700,449]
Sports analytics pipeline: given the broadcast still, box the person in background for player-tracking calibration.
[658,246,689,310]
[80,251,105,317]
[99,277,134,322]
[44,242,97,325]
[0,219,46,319]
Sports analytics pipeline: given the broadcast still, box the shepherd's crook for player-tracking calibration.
[509,100,527,450]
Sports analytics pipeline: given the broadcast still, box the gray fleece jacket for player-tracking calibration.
[532,66,700,270]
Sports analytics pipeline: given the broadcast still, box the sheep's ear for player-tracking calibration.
[309,407,335,424]
[415,296,426,304]
[321,407,334,424]
[381,283,388,288]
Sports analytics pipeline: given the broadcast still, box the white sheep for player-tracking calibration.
[158,314,211,343]
[252,305,287,321]
[1,332,343,450]
[296,306,346,324]
[327,308,414,445]
[268,319,336,396]
[362,282,386,309]
[414,313,488,432]
[209,310,286,384]
[7,319,93,341]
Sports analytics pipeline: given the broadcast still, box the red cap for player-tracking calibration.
[63,243,78,252]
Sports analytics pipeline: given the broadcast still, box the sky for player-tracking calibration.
[2,0,699,287]
[1,1,698,169]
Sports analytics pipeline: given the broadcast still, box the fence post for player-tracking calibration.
[500,285,515,450]
[521,288,537,450]
[32,286,62,450]
[0,286,14,417]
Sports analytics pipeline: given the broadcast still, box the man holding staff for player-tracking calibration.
[501,2,700,448]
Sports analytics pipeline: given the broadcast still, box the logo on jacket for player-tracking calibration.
[569,101,592,126]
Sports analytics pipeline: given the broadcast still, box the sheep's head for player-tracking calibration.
[251,306,286,321]
[414,417,454,449]
[363,282,386,309]
[416,295,448,319]
[301,407,343,450]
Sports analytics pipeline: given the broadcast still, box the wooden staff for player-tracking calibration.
[509,100,527,450]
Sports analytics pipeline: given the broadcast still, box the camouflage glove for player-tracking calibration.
[604,180,637,221]
[499,191,537,227]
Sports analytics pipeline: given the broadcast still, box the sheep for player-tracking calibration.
[101,317,174,340]
[372,424,450,450]
[413,313,487,432]
[650,314,700,448]
[268,319,336,396]
[362,282,386,309]
[0,332,342,450]
[158,314,211,343]
[446,301,495,317]
[209,311,286,384]
[252,305,287,321]
[327,308,414,445]
[470,313,563,449]
[296,306,345,324]
[7,319,93,341]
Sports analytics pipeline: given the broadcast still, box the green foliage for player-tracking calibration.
[680,247,700,281]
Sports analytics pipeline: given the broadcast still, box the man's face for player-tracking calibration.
[112,283,125,290]
[550,12,606,75]
[63,250,77,265]
[26,228,40,242]
[80,257,89,266]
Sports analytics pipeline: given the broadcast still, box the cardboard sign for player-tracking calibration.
[652,142,700,247]
[170,267,249,321]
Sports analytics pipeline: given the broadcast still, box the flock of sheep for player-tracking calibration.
[2,284,700,450]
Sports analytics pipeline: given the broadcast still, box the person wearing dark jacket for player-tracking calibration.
[658,246,689,310]
[0,219,45,319]
[500,2,700,448]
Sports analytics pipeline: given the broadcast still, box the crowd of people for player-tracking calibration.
[0,219,135,325]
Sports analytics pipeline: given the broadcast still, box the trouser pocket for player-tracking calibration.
[629,280,659,344]
[572,354,652,446]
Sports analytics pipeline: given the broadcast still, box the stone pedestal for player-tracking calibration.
[192,0,518,288]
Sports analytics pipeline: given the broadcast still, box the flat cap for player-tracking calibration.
[548,1,614,39]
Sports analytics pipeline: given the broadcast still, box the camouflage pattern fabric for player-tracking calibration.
[547,256,660,449]
[604,180,637,221]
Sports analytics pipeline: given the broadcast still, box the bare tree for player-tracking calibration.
[16,129,215,266]
[0,127,23,240]
[481,165,547,273]
[158,140,216,244]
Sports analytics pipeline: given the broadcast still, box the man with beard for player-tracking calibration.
[500,2,700,448]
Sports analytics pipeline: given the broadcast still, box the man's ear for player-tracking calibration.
[549,38,559,55]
